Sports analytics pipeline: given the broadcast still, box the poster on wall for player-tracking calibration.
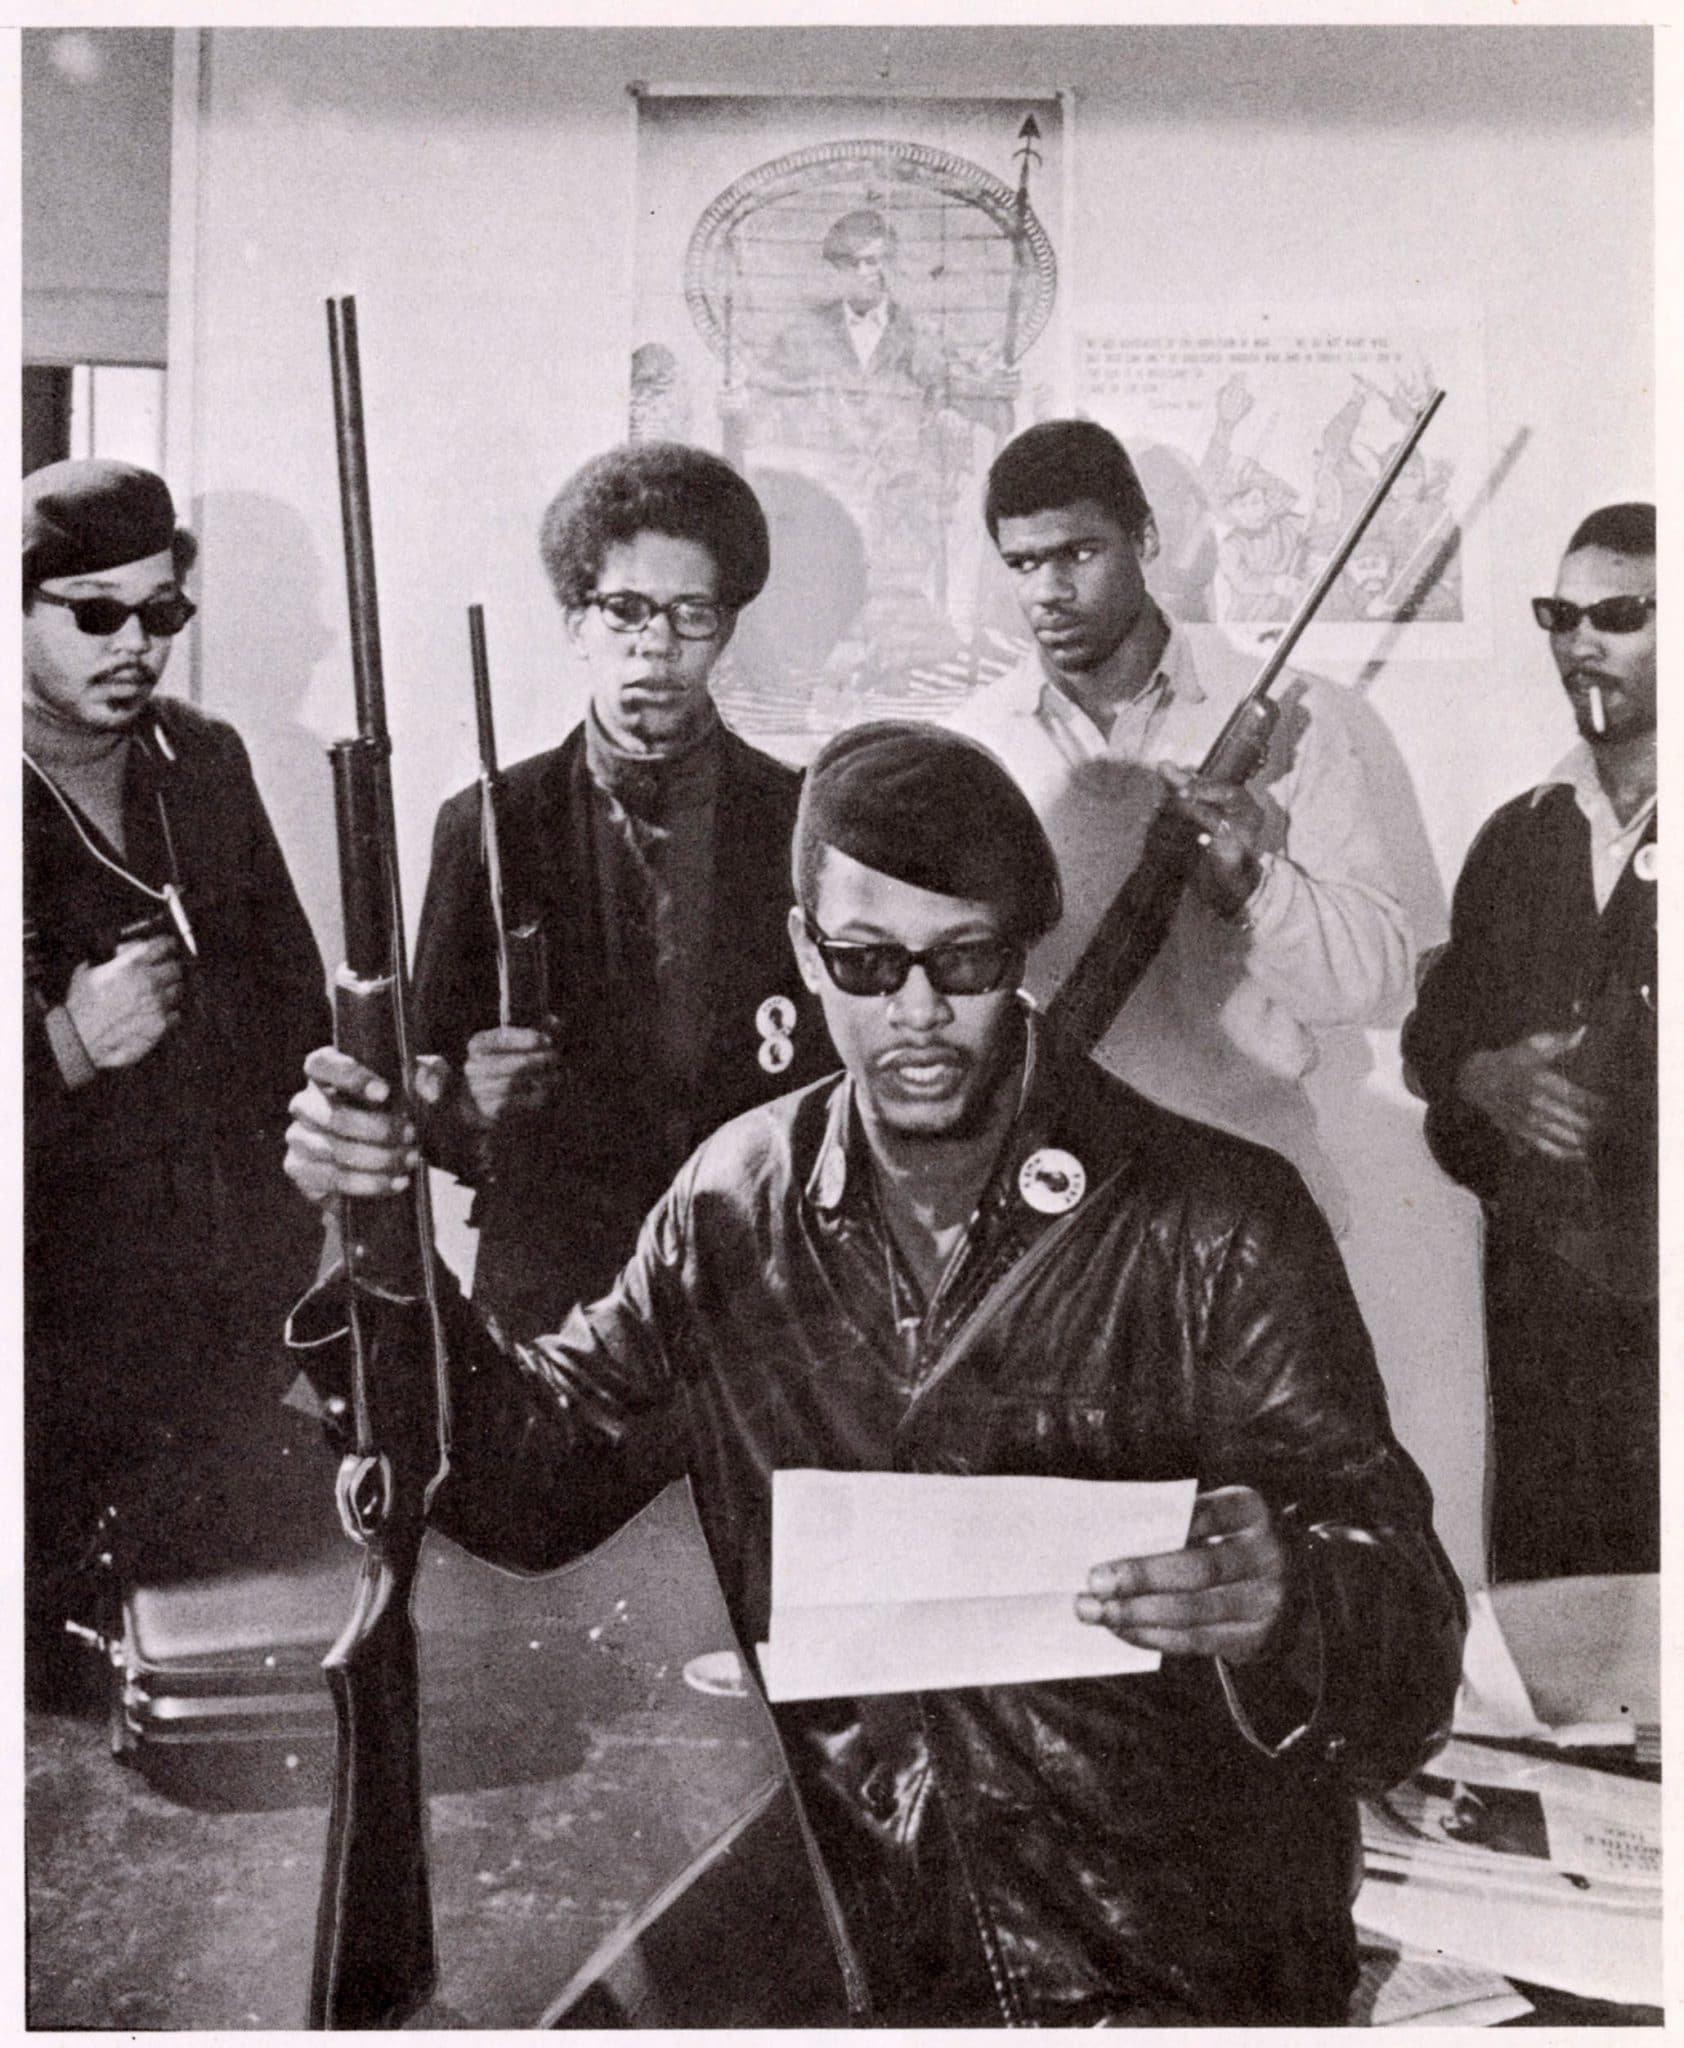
[633,89,1069,762]
[1077,306,1491,666]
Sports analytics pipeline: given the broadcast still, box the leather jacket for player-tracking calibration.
[298,1021,1464,2024]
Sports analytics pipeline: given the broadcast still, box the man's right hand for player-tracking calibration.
[1456,1028,1604,1164]
[461,1025,560,1126]
[285,1046,426,1206]
[62,936,183,1068]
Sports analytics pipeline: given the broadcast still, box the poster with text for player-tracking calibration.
[1077,307,1491,665]
[635,91,1068,762]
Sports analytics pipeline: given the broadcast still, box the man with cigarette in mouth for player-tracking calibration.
[1403,502,1656,1582]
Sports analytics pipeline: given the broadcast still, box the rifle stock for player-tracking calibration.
[1044,388,1446,1054]
[309,296,451,2032]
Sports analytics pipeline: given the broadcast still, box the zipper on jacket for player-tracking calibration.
[918,1696,1023,2026]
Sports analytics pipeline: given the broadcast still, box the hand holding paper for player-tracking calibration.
[1076,1483,1289,1666]
[759,1469,1198,1701]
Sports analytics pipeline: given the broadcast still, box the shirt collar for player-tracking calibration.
[997,614,1206,732]
[1541,740,1657,848]
[584,702,722,814]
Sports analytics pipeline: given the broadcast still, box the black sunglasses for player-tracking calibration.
[1531,595,1655,636]
[34,589,197,639]
[588,589,726,641]
[804,918,1022,998]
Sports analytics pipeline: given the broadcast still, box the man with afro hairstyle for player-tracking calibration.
[410,442,828,1340]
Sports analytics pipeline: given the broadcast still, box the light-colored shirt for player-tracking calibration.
[1542,742,1657,913]
[843,299,889,369]
[948,624,1413,1224]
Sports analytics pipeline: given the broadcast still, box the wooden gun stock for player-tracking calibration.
[1045,389,1446,1054]
[309,295,450,2033]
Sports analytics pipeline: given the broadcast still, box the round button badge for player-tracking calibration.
[1634,843,1657,884]
[756,995,797,1036]
[755,993,798,1075]
[1018,1147,1087,1215]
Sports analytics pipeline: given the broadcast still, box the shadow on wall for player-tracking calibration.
[192,489,343,963]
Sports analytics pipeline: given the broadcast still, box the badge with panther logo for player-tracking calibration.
[1018,1147,1086,1214]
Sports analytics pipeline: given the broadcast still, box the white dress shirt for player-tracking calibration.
[948,624,1413,1224]
[1541,741,1657,912]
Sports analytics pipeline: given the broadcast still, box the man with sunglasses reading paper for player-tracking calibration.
[22,458,329,1708]
[409,442,825,1345]
[286,721,1462,2026]
[1404,503,1657,1581]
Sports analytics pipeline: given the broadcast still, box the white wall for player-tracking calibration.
[22,28,173,364]
[170,24,1653,1589]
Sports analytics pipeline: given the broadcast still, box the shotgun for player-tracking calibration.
[1045,389,1445,1054]
[308,295,452,2031]
[467,603,549,1030]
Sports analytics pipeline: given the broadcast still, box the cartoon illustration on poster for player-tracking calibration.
[633,92,1067,760]
[1078,309,1490,661]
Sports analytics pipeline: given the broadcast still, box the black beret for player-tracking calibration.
[23,459,179,591]
[796,720,1062,942]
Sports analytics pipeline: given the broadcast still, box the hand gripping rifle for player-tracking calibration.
[468,603,549,1030]
[309,296,453,2031]
[1044,389,1445,1053]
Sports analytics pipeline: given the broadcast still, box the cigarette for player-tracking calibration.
[1589,685,1607,736]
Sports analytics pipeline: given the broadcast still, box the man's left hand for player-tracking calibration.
[1158,764,1267,919]
[1076,1485,1288,1665]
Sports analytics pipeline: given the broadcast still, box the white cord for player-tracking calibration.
[23,734,198,954]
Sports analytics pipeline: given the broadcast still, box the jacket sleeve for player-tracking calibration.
[289,1167,703,1573]
[1198,1156,1467,1792]
[1240,678,1414,1029]
[1399,808,1524,1204]
[409,787,507,1182]
[411,787,498,1071]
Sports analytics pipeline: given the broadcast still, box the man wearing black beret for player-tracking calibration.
[285,721,1462,2025]
[23,458,331,1707]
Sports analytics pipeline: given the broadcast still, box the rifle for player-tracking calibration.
[309,296,453,2031]
[1044,389,1445,1053]
[467,603,549,1030]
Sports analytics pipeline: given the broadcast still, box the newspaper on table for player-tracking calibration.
[1355,1735,1661,2006]
[1350,1943,1531,2028]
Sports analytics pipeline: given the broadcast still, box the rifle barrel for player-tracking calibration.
[327,299,390,746]
[469,604,497,776]
[1226,388,1445,729]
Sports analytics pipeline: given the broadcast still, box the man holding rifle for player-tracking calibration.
[409,442,827,1340]
[952,419,1414,1225]
[286,720,1462,2026]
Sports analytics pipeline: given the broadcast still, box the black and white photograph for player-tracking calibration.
[17,9,1661,2030]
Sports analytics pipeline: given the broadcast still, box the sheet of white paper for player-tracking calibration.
[1352,1942,1532,2028]
[1454,1591,1551,1741]
[1455,1589,1638,1748]
[759,1469,1197,1701]
[1354,1872,1661,2008]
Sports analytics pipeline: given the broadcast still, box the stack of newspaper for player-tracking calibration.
[1353,1579,1661,2013]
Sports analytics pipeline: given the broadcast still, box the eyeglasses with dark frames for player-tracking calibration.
[1530,595,1655,636]
[588,589,727,641]
[803,917,1023,998]
[33,590,197,639]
